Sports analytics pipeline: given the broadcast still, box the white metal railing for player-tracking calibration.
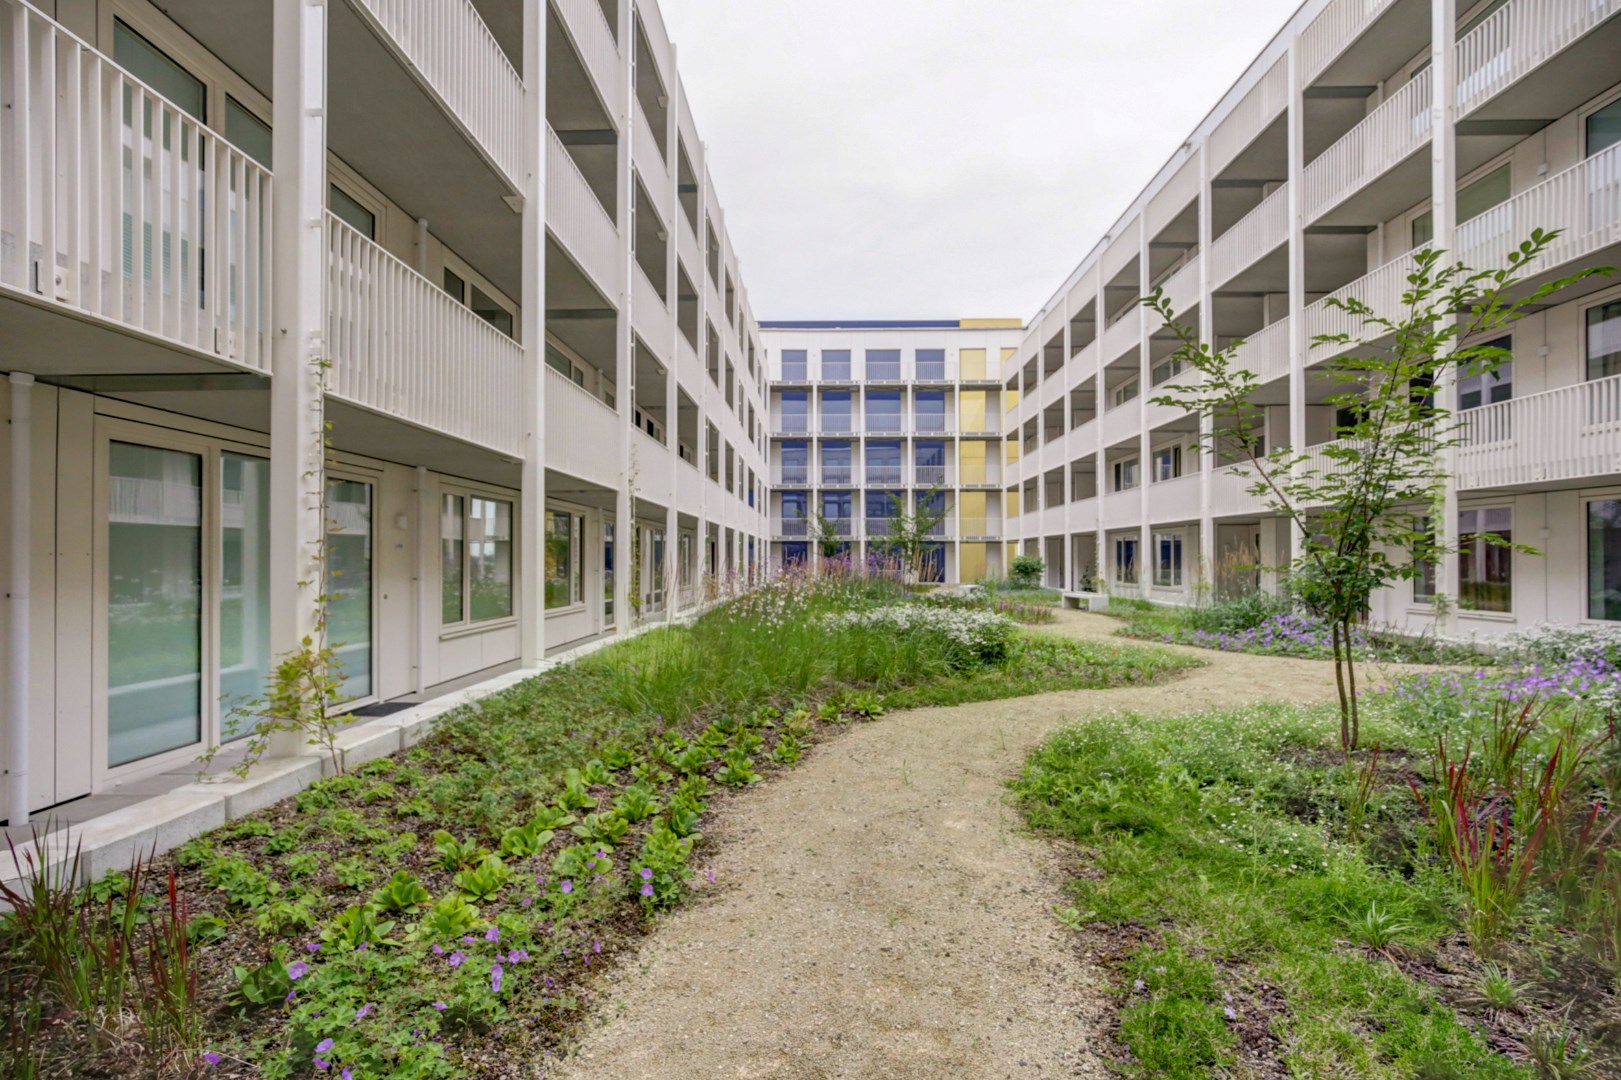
[1456,0,1621,115]
[865,465,904,485]
[1162,258,1202,319]
[546,124,620,293]
[633,101,670,188]
[1455,143,1621,275]
[1232,317,1292,384]
[1102,305,1141,360]
[914,465,952,486]
[1300,0,1400,84]
[1303,247,1427,354]
[351,0,523,189]
[326,213,523,456]
[913,415,953,434]
[1303,68,1432,221]
[555,0,622,108]
[0,1,273,370]
[1208,184,1289,287]
[865,518,894,538]
[1458,374,1621,488]
[776,519,809,538]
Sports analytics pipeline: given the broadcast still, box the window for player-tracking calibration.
[329,184,376,240]
[1588,96,1621,157]
[917,490,946,537]
[822,441,852,484]
[1459,507,1513,613]
[441,494,513,625]
[783,541,810,566]
[822,350,852,380]
[779,441,809,484]
[866,350,902,380]
[866,490,898,536]
[780,391,809,433]
[916,349,946,380]
[915,442,947,486]
[470,285,514,338]
[545,510,583,609]
[782,349,809,380]
[1115,537,1139,584]
[1155,533,1183,587]
[1590,498,1621,621]
[1152,445,1182,482]
[821,491,853,533]
[865,391,902,433]
[443,268,467,304]
[326,479,375,701]
[821,392,852,433]
[1413,516,1437,603]
[914,391,947,432]
[1111,378,1139,409]
[1588,298,1621,381]
[865,442,902,484]
[1458,337,1513,409]
[114,20,206,121]
[1151,356,1184,386]
[226,96,272,169]
[1411,164,1511,248]
[441,495,465,623]
[1113,457,1140,492]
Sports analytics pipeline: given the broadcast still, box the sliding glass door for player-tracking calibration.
[326,478,375,701]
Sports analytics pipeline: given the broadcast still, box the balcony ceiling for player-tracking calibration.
[1460,15,1621,125]
[1313,0,1429,88]
[162,0,522,298]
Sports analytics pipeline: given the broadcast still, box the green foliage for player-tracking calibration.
[498,818,556,859]
[281,852,319,880]
[612,784,662,824]
[332,856,375,891]
[320,904,395,949]
[570,812,630,849]
[1009,555,1045,588]
[371,871,432,915]
[430,830,486,873]
[204,856,280,909]
[409,895,484,942]
[451,855,511,902]
[254,898,318,936]
[716,749,761,787]
[230,956,292,1012]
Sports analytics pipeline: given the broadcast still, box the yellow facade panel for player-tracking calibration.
[959,542,988,582]
[960,440,986,483]
[960,348,986,380]
[958,319,1023,329]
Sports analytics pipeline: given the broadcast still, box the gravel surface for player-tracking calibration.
[551,611,1358,1079]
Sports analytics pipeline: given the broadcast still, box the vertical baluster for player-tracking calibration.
[38,20,57,306]
[165,106,181,337]
[85,48,103,315]
[129,83,146,330]
[62,34,81,308]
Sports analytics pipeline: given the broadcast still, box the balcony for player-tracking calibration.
[821,419,855,435]
[1160,259,1202,320]
[350,0,523,189]
[1299,0,1402,85]
[633,104,671,201]
[1101,307,1141,362]
[1148,474,1201,523]
[1303,248,1425,358]
[1457,373,1621,489]
[866,517,894,538]
[326,215,523,457]
[1102,489,1140,530]
[547,125,621,297]
[772,418,810,435]
[958,517,1000,539]
[865,464,904,485]
[0,2,273,372]
[1231,318,1292,385]
[824,517,854,537]
[1456,0,1621,120]
[775,519,810,539]
[1454,143,1621,282]
[821,468,854,486]
[914,465,952,487]
[1303,68,1432,224]
[913,414,953,434]
[777,468,810,486]
[555,0,624,114]
[1208,184,1289,289]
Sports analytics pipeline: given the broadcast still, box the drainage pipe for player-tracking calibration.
[7,372,33,827]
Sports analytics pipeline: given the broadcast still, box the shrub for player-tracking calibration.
[1010,555,1045,588]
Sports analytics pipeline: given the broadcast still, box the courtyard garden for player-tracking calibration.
[0,567,1187,1079]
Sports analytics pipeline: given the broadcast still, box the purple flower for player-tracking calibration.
[508,949,529,963]
[448,951,466,968]
[485,927,500,943]
[305,942,321,953]
[433,1001,448,1011]
[1132,979,1145,991]
[315,1059,330,1071]
[706,870,716,883]
[431,943,443,956]
[641,883,654,897]
[286,990,297,1003]
[640,867,654,881]
[461,935,475,944]
[356,1004,372,1020]
[202,1052,222,1066]
[560,880,574,894]
[288,961,309,980]
[316,1039,335,1054]
[342,1071,353,1080]
[490,963,504,993]
[1224,1006,1237,1021]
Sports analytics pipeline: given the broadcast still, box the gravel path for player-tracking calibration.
[551,611,1360,1079]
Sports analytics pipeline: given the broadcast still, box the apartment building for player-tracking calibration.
[0,0,769,824]
[762,321,1024,583]
[1000,0,1621,639]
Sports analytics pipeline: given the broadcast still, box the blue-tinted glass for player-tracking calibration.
[915,391,947,431]
[782,349,808,379]
[866,491,898,518]
[781,491,807,518]
[866,391,902,430]
[822,491,853,518]
[916,349,946,379]
[867,350,901,379]
[783,542,809,565]
[822,350,852,379]
[915,442,946,467]
[821,392,852,431]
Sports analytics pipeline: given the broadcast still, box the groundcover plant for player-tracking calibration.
[2,564,1188,1079]
[1016,624,1621,1079]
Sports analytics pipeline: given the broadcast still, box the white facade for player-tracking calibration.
[762,322,1024,583]
[996,0,1621,638]
[0,0,769,823]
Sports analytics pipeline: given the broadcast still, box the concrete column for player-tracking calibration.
[519,0,548,665]
[1285,35,1308,576]
[665,43,683,618]
[1432,0,1461,634]
[268,0,328,756]
[7,373,33,825]
[1094,265,1107,589]
[613,0,634,629]
[1197,144,1217,603]
[1137,216,1153,595]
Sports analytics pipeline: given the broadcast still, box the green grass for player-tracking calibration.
[979,577,1065,606]
[1014,701,1530,1079]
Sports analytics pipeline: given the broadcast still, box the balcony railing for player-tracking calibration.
[773,418,810,434]
[913,414,952,433]
[776,519,809,538]
[554,0,623,111]
[1231,318,1292,384]
[546,125,620,295]
[916,364,947,380]
[326,214,523,456]
[821,365,853,381]
[1161,258,1202,318]
[1456,0,1621,115]
[824,517,853,537]
[777,468,810,485]
[821,468,853,485]
[865,518,894,538]
[1455,143,1621,279]
[1303,248,1426,355]
[1457,373,1621,489]
[1208,183,1289,288]
[865,465,904,485]
[0,2,273,370]
[821,420,855,434]
[866,364,902,381]
[914,465,950,486]
[351,0,524,188]
[958,517,999,538]
[1302,68,1432,221]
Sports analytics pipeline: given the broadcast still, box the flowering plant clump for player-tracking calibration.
[823,603,1017,665]
[1378,645,1621,726]
[1152,612,1358,659]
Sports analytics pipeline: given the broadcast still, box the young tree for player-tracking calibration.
[873,487,949,582]
[809,511,847,564]
[1144,231,1609,754]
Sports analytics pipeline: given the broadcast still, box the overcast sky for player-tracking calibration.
[659,0,1304,323]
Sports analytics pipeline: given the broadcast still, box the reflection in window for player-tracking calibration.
[326,480,374,700]
[441,495,465,624]
[546,510,576,609]
[1589,499,1621,621]
[220,453,271,741]
[468,498,514,621]
[1459,506,1512,613]
[108,442,203,766]
[1588,299,1621,381]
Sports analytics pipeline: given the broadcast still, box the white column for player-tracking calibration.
[1094,266,1107,588]
[519,0,548,664]
[1285,36,1308,574]
[1136,216,1153,595]
[613,0,634,629]
[1432,0,1460,633]
[269,0,328,756]
[1197,143,1216,602]
[7,373,33,825]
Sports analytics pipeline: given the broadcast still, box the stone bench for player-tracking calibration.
[1060,591,1109,612]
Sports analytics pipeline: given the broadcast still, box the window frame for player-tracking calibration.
[439,483,519,634]
[1585,488,1621,623]
[544,505,588,614]
[1154,532,1184,588]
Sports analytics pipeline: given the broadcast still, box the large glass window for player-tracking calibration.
[603,522,615,624]
[1589,97,1621,157]
[326,480,374,700]
[914,391,947,432]
[108,443,203,767]
[821,350,852,380]
[917,490,946,536]
[822,491,853,533]
[915,442,947,486]
[1590,499,1621,621]
[779,441,809,484]
[1113,457,1140,492]
[779,391,809,433]
[546,510,580,609]
[1459,506,1513,613]
[1115,537,1139,585]
[916,349,946,380]
[330,185,376,241]
[1412,164,1511,248]
[468,498,514,621]
[225,96,272,170]
[865,391,902,433]
[1155,533,1184,587]
[1588,299,1621,381]
[441,495,465,624]
[782,541,810,566]
[1459,336,1513,409]
[219,453,271,742]
[822,441,853,484]
[820,392,852,433]
[866,350,902,380]
[1152,445,1182,482]
[114,21,206,120]
[866,441,902,485]
[781,349,808,380]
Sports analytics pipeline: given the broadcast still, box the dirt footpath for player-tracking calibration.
[551,611,1352,1079]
